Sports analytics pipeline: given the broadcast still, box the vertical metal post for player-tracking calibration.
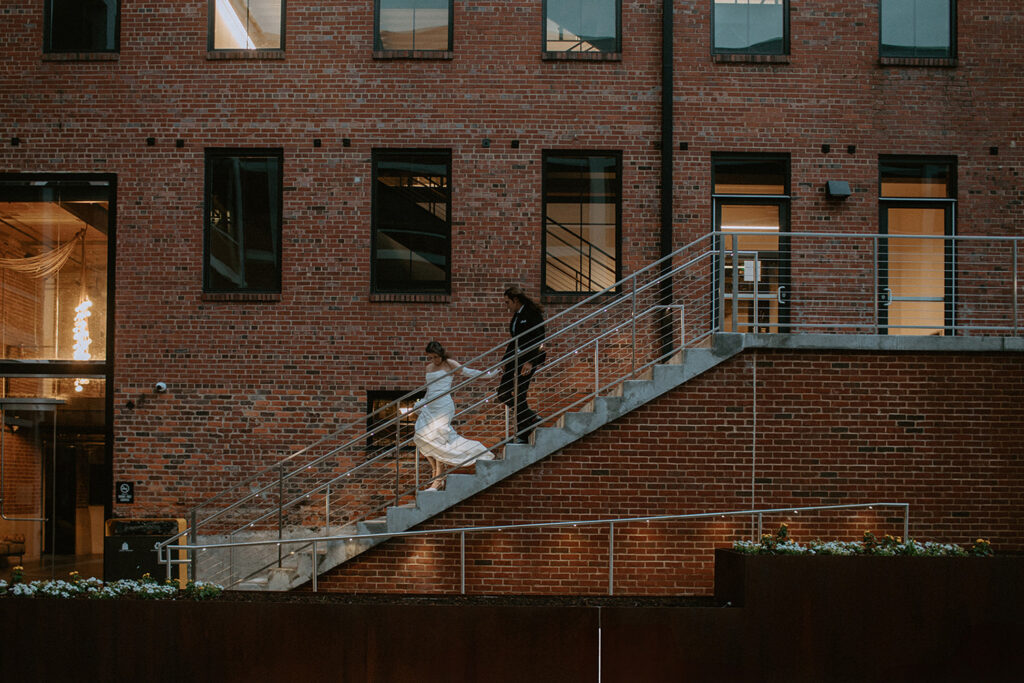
[680,304,685,350]
[277,465,284,568]
[415,446,420,490]
[903,504,910,542]
[731,237,740,332]
[756,512,763,541]
[460,531,466,595]
[608,522,615,596]
[752,252,760,332]
[325,483,331,535]
[1014,242,1019,335]
[312,540,318,593]
[594,339,600,396]
[873,236,880,334]
[631,276,637,374]
[512,338,520,439]
[394,415,401,506]
[189,509,198,582]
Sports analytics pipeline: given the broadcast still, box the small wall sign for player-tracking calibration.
[116,481,134,504]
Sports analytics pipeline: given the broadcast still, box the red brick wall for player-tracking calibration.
[1,3,1021,521]
[314,350,1024,595]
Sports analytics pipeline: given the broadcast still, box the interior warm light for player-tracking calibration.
[73,297,93,392]
[217,0,256,49]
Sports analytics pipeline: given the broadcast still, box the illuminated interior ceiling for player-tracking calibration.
[215,0,282,49]
[0,201,107,263]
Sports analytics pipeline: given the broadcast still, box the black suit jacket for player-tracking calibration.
[505,305,546,367]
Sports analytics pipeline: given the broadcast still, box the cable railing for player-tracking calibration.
[158,230,1022,588]
[160,502,910,594]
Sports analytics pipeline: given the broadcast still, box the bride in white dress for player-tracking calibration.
[414,341,496,490]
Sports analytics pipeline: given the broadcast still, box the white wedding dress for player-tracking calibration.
[414,368,495,465]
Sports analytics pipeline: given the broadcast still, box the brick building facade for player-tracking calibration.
[1,2,1021,586]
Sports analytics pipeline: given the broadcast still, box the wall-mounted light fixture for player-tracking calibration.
[821,143,831,154]
[510,140,520,149]
[342,138,351,147]
[313,139,322,148]
[825,180,852,200]
[146,137,156,146]
[175,139,185,148]
[846,144,856,155]
[11,137,21,147]
[482,138,491,148]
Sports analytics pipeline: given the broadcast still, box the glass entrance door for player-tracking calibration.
[879,205,953,335]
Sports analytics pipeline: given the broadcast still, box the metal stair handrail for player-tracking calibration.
[161,501,911,593]
[157,232,720,579]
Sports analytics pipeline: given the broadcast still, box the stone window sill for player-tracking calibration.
[207,49,286,60]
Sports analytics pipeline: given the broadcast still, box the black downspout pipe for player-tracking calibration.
[658,0,674,357]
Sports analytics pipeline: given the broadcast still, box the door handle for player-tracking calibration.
[777,285,788,305]
[879,287,892,307]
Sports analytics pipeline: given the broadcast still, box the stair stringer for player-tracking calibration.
[254,333,746,591]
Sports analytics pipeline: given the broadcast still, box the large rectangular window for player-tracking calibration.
[0,177,111,362]
[44,0,119,53]
[543,152,620,295]
[372,150,451,294]
[544,0,620,54]
[375,0,452,51]
[210,0,285,50]
[713,154,790,333]
[880,0,954,59]
[713,0,788,55]
[204,149,283,293]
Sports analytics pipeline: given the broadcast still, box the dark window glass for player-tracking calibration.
[543,153,620,294]
[210,0,284,50]
[204,150,283,293]
[375,0,452,51]
[713,0,787,55]
[545,0,620,53]
[366,390,423,451]
[880,158,954,198]
[45,0,119,53]
[880,0,954,58]
[372,151,451,294]
[713,156,789,195]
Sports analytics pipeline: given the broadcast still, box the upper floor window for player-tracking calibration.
[44,0,119,53]
[375,0,452,51]
[210,0,285,50]
[543,152,621,295]
[204,149,283,294]
[544,0,620,54]
[880,0,955,59]
[712,0,788,55]
[372,150,451,294]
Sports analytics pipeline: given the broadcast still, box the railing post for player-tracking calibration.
[277,465,284,568]
[904,504,910,542]
[512,338,520,439]
[189,509,197,582]
[608,522,615,596]
[325,483,331,536]
[756,512,763,541]
[594,339,600,396]
[752,252,760,333]
[460,530,466,595]
[680,304,685,350]
[731,237,739,332]
[873,236,880,334]
[631,276,637,374]
[394,418,401,506]
[312,540,318,592]
[1014,241,1019,335]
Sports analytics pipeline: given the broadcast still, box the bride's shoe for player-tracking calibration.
[427,478,446,491]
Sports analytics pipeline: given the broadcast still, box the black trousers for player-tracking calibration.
[497,363,538,438]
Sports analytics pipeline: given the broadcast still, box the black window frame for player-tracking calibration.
[370,149,453,295]
[542,0,622,55]
[207,0,287,52]
[373,0,454,52]
[879,0,956,59]
[711,0,790,56]
[541,150,623,296]
[203,148,284,295]
[43,0,121,54]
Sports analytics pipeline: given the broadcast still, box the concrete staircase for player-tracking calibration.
[237,334,745,590]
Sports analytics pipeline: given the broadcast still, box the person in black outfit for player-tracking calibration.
[498,285,546,443]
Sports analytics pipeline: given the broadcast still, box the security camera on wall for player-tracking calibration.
[154,381,167,394]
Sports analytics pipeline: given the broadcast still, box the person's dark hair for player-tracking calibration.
[424,340,448,361]
[503,284,544,315]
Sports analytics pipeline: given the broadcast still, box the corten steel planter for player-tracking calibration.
[712,549,1024,682]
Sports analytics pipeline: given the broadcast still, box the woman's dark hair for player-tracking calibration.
[424,340,448,360]
[503,284,544,314]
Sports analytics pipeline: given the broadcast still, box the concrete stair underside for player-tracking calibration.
[234,334,745,591]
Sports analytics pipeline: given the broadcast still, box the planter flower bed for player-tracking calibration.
[0,567,223,600]
[732,523,993,557]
